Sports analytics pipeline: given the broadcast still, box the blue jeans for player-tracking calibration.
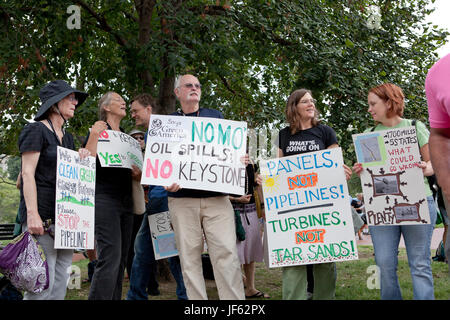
[369,196,437,300]
[126,197,187,300]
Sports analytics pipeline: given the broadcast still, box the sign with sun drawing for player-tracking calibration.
[259,148,358,268]
[352,126,431,226]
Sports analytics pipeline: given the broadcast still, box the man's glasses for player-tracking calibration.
[181,83,202,89]
[134,136,145,141]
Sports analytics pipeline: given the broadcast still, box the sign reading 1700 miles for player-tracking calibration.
[141,115,248,195]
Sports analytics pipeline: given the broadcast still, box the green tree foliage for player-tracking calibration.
[0,0,447,163]
[0,173,20,223]
[6,156,21,181]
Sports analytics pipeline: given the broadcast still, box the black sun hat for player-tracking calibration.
[34,80,88,121]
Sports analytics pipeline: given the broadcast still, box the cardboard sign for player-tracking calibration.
[148,211,178,260]
[352,126,430,226]
[141,115,247,195]
[55,147,96,249]
[96,130,143,169]
[259,148,358,268]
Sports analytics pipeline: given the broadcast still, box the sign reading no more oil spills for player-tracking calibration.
[141,115,248,195]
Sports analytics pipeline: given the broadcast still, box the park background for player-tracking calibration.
[0,0,449,300]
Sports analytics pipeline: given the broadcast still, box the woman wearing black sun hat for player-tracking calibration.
[18,80,90,300]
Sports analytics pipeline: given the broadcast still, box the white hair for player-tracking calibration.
[98,91,115,121]
[174,75,182,89]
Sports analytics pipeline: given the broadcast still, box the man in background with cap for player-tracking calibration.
[126,93,187,300]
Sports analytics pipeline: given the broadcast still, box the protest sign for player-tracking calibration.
[141,115,247,195]
[96,130,143,169]
[55,147,96,249]
[259,148,358,268]
[352,126,430,226]
[148,211,178,260]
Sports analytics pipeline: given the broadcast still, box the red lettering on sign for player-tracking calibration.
[295,229,326,244]
[287,172,318,190]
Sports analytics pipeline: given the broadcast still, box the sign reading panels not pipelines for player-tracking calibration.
[55,147,96,249]
[352,125,430,226]
[141,115,247,195]
[259,148,358,268]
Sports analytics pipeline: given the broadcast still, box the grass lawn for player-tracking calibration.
[64,245,450,300]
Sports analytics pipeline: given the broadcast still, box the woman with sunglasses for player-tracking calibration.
[19,80,89,299]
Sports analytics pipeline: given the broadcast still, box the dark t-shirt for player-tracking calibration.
[18,121,75,224]
[167,108,228,198]
[277,124,338,156]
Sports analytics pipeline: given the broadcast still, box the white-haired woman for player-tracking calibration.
[84,92,140,300]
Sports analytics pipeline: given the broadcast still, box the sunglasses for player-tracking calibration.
[66,96,78,102]
[134,136,145,141]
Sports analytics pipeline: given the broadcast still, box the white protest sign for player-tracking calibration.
[352,126,430,226]
[141,115,247,195]
[259,148,358,268]
[55,147,96,249]
[148,211,178,260]
[96,130,143,169]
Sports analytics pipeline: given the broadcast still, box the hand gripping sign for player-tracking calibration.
[96,130,143,169]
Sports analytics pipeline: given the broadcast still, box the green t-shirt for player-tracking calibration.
[364,119,432,197]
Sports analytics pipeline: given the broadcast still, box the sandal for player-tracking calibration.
[245,291,270,299]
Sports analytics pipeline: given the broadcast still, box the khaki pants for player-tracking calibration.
[169,196,244,300]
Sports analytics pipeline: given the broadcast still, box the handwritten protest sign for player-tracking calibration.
[141,115,247,195]
[96,130,143,169]
[148,211,178,260]
[259,148,358,268]
[55,147,96,249]
[352,126,430,226]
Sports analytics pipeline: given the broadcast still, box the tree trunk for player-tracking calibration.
[158,75,176,115]
[135,0,156,91]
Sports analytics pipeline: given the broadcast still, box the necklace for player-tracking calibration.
[178,108,200,117]
[47,118,64,146]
